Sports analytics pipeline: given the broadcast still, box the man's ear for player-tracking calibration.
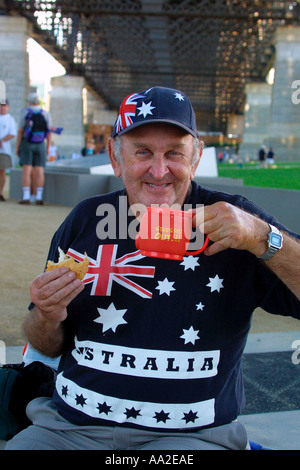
[107,137,121,178]
[190,140,204,180]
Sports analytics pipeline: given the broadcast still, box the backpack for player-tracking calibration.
[0,362,56,440]
[0,367,23,440]
[24,108,49,143]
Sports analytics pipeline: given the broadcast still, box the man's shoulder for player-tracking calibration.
[40,109,50,118]
[22,106,48,116]
[72,189,126,214]
[191,180,295,234]
[20,107,32,119]
[191,180,247,206]
[7,113,16,124]
[0,113,16,128]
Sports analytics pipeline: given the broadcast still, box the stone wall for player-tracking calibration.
[0,16,31,160]
[49,75,85,158]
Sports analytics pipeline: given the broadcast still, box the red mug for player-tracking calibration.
[135,206,209,260]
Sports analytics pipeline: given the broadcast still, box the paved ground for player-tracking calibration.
[240,331,300,450]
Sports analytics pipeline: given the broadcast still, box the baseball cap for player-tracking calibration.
[0,99,9,105]
[27,92,40,104]
[112,86,197,138]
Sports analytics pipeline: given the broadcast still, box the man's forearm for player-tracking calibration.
[25,267,84,357]
[1,134,15,143]
[46,134,51,154]
[265,233,300,300]
[16,129,23,153]
[23,306,66,358]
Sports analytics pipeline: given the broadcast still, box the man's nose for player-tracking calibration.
[149,156,169,179]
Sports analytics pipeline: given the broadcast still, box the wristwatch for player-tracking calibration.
[258,224,283,261]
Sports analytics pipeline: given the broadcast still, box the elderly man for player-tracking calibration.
[6,87,300,450]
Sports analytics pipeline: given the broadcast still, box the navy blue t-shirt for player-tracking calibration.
[44,181,300,431]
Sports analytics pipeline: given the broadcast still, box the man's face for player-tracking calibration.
[0,104,8,115]
[109,123,201,209]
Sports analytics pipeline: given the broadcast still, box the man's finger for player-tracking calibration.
[191,204,221,226]
[32,272,78,299]
[204,237,231,256]
[32,267,70,288]
[32,277,84,315]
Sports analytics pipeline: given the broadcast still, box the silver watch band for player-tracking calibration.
[258,224,282,261]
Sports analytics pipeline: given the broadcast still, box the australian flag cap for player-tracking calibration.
[112,86,197,138]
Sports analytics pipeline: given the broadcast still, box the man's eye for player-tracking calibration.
[168,151,183,160]
[137,150,150,158]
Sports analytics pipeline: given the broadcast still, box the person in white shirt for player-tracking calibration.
[0,99,17,201]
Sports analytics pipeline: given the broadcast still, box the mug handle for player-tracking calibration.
[185,234,209,255]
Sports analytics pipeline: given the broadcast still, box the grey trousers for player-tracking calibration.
[5,397,249,450]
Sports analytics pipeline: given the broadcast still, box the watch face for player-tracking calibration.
[271,233,282,248]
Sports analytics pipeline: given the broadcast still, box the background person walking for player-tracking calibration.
[16,92,51,205]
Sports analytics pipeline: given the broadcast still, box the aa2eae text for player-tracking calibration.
[105,453,194,466]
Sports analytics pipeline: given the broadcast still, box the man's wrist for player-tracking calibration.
[257,224,283,261]
[250,219,270,257]
[33,306,65,330]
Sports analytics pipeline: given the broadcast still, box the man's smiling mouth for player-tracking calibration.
[146,183,170,188]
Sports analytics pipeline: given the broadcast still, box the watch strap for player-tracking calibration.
[258,224,282,261]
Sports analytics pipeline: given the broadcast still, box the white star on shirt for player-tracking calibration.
[180,326,200,345]
[155,277,175,296]
[180,256,200,271]
[94,302,127,333]
[196,301,205,311]
[174,92,184,101]
[206,274,224,293]
[137,101,155,118]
